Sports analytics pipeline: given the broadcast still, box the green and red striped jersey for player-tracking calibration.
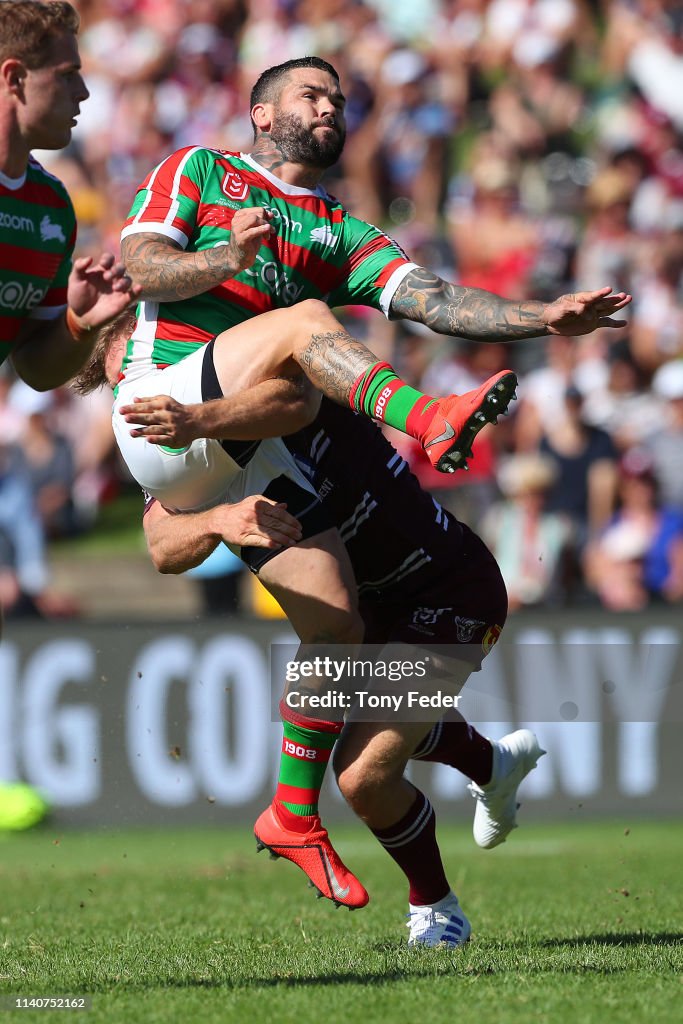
[0,156,75,366]
[119,147,417,381]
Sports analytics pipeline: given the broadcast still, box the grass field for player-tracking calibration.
[0,820,680,1023]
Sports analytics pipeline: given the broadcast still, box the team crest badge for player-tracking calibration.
[482,624,502,655]
[452,616,486,643]
[221,170,250,202]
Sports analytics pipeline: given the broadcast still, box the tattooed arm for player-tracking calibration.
[389,267,631,340]
[120,208,275,302]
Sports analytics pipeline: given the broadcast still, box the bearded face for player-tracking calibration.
[268,109,346,168]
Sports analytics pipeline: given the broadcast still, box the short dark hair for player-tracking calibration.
[0,1,79,69]
[249,56,340,139]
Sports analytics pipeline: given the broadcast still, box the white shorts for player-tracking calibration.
[112,342,320,516]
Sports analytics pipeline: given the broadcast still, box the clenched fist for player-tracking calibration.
[224,207,276,276]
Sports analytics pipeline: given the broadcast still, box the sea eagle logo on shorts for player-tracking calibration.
[221,170,250,202]
[452,616,486,643]
[482,623,502,655]
[40,215,66,243]
[411,606,453,635]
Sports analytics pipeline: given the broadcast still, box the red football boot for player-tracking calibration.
[254,803,369,910]
[422,370,518,473]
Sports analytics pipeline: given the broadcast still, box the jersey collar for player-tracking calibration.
[0,167,27,190]
[240,153,328,199]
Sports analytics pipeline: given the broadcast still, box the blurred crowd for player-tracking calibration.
[2,0,683,618]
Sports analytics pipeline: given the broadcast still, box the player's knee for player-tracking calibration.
[297,297,333,320]
[334,759,380,816]
[295,298,340,333]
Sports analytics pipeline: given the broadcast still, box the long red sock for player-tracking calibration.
[371,789,450,905]
[273,701,343,834]
[349,361,438,441]
[412,714,493,786]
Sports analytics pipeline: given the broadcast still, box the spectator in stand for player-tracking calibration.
[580,338,663,451]
[574,166,639,295]
[0,441,50,619]
[629,230,683,372]
[514,334,608,453]
[583,447,683,611]
[482,0,580,74]
[448,154,540,298]
[644,359,683,512]
[362,48,454,229]
[539,385,619,553]
[482,452,572,610]
[8,384,77,539]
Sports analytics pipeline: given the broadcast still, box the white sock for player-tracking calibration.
[409,890,456,915]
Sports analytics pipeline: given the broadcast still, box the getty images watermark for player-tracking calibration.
[282,654,462,714]
[269,636,682,724]
[269,643,474,723]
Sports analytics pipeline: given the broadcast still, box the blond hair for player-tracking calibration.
[73,307,137,395]
[0,2,79,69]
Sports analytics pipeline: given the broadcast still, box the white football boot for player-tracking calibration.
[469,729,546,849]
[406,892,472,949]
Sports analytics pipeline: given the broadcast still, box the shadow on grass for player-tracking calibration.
[538,931,683,948]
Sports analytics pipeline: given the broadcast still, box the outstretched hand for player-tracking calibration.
[544,287,632,336]
[67,253,142,330]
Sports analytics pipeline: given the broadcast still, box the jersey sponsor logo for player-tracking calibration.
[410,606,453,635]
[482,623,502,655]
[39,215,66,244]
[310,225,338,247]
[452,615,486,643]
[244,254,304,305]
[0,280,46,311]
[317,477,334,499]
[0,211,34,233]
[211,197,243,210]
[265,205,302,234]
[221,170,250,202]
[374,385,393,420]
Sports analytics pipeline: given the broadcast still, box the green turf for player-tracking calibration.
[0,821,680,1023]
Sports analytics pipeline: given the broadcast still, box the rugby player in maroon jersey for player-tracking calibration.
[104,57,628,944]
[84,307,547,947]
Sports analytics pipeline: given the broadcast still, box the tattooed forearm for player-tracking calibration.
[390,268,549,341]
[299,330,377,406]
[121,233,241,302]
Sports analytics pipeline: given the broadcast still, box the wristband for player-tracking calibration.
[66,307,94,342]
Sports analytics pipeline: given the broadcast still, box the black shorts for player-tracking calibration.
[358,524,508,669]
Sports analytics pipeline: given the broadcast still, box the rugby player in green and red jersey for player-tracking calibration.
[110,58,629,932]
[116,58,630,479]
[0,1,140,635]
[0,1,140,389]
